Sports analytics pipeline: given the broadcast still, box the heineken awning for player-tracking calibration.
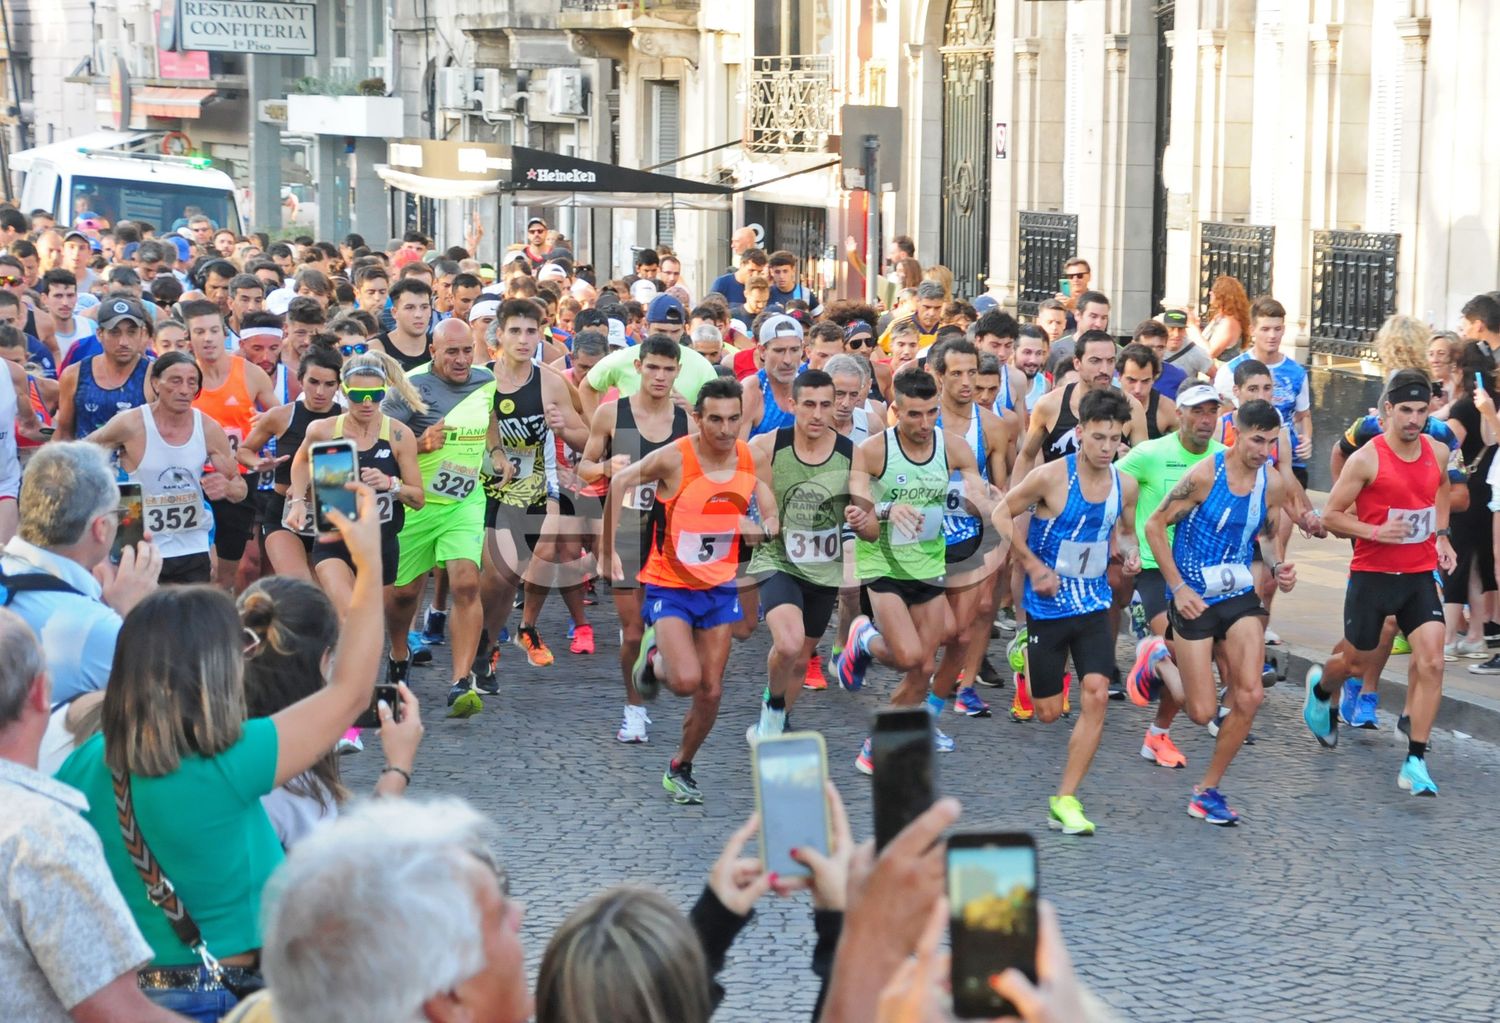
[375,139,731,211]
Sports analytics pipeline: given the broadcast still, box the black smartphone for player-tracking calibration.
[110,483,145,563]
[751,731,830,880]
[354,683,403,730]
[870,706,934,850]
[948,832,1039,1019]
[309,440,359,532]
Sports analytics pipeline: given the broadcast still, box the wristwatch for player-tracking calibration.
[1436,527,1451,538]
[387,475,402,493]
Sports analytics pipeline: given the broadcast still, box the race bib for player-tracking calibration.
[786,527,841,565]
[1201,562,1254,599]
[503,446,535,481]
[677,530,733,566]
[1385,506,1435,544]
[1056,538,1108,579]
[376,492,396,523]
[144,493,202,535]
[943,482,967,517]
[427,460,479,501]
[624,481,659,512]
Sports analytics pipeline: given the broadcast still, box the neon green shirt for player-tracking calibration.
[1117,433,1223,569]
[585,343,718,402]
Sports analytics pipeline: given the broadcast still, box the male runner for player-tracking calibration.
[612,377,777,804]
[380,278,435,374]
[1145,399,1297,824]
[839,367,998,773]
[54,296,153,440]
[1115,343,1178,440]
[1017,330,1149,477]
[972,308,1030,435]
[1213,297,1312,482]
[1000,388,1140,834]
[740,313,802,438]
[1303,370,1454,796]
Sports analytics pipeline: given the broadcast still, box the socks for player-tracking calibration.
[1408,740,1427,760]
[858,625,881,656]
[1149,724,1170,737]
[768,695,786,711]
[925,693,946,715]
[1314,680,1338,702]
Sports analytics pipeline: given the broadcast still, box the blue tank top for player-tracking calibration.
[750,368,795,437]
[1172,451,1268,606]
[1022,455,1121,621]
[75,357,150,438]
[255,364,293,492]
[938,403,987,543]
[994,365,1014,413]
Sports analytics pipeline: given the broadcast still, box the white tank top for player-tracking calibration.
[0,370,18,495]
[133,407,211,558]
[848,404,872,446]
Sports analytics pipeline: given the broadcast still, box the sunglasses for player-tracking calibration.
[0,275,20,287]
[339,342,369,357]
[1065,271,1088,279]
[846,336,874,349]
[344,385,386,404]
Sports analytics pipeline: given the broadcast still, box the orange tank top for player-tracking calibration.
[639,436,757,590]
[194,356,256,473]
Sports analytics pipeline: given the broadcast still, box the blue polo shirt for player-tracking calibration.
[0,537,122,706]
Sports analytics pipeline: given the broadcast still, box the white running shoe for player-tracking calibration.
[616,704,649,744]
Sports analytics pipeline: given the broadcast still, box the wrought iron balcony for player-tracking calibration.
[747,54,835,154]
[559,0,699,27]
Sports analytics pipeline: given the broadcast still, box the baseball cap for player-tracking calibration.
[170,236,193,263]
[758,313,804,345]
[606,318,628,348]
[972,295,1000,314]
[538,263,567,283]
[468,299,499,323]
[63,229,92,246]
[527,217,547,229]
[630,279,660,304]
[1175,383,1222,409]
[1162,309,1189,327]
[646,294,685,326]
[97,296,149,330]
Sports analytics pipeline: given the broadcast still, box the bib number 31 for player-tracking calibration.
[1385,506,1435,544]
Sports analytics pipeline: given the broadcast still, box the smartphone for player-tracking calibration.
[751,731,829,880]
[354,683,403,730]
[871,707,935,850]
[110,483,144,563]
[1058,277,1071,298]
[947,832,1039,1019]
[309,441,359,532]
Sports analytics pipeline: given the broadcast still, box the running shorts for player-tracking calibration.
[757,570,839,639]
[1343,570,1444,652]
[1026,611,1115,698]
[866,575,946,608]
[1169,590,1267,643]
[209,495,256,561]
[643,583,741,630]
[158,551,212,586]
[312,529,400,587]
[1134,567,1170,623]
[395,497,485,587]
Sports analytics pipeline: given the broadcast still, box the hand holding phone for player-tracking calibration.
[110,483,145,564]
[355,682,404,729]
[948,832,1038,1019]
[752,731,830,880]
[871,707,935,850]
[310,440,360,532]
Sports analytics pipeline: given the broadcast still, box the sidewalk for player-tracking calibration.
[1265,524,1500,743]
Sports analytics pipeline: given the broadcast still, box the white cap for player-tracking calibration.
[758,313,804,345]
[630,279,659,304]
[469,299,499,323]
[606,319,628,348]
[265,288,294,316]
[537,262,567,282]
[1175,383,1223,409]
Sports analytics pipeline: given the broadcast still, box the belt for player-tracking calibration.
[137,964,260,992]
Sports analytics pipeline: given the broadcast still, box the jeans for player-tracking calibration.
[143,983,239,1022]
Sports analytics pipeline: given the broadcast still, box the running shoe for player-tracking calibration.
[663,762,703,804]
[497,626,510,645]
[803,653,828,691]
[512,591,524,610]
[1009,672,1034,722]
[1187,786,1239,825]
[1006,628,1029,673]
[1141,729,1187,768]
[854,737,874,775]
[386,657,410,685]
[1391,633,1412,655]
[1264,626,1281,645]
[1047,794,1096,836]
[955,685,992,717]
[419,608,447,645]
[515,625,555,667]
[932,725,956,753]
[570,623,595,655]
[632,626,661,701]
[1106,665,1125,702]
[582,576,598,605]
[1394,714,1434,751]
[1126,636,1168,706]
[616,705,649,744]
[1444,641,1459,663]
[1468,654,1500,675]
[472,652,500,696]
[336,732,363,755]
[1206,706,1256,744]
[1351,691,1379,729]
[1456,637,1489,659]
[407,632,433,665]
[975,654,1006,688]
[1338,679,1361,726]
[1302,666,1337,748]
[1397,755,1438,796]
[1061,673,1073,717]
[746,704,787,743]
[446,676,484,718]
[994,606,1018,634]
[838,615,875,691]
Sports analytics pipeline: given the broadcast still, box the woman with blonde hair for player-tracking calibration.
[922,264,954,302]
[892,256,923,291]
[1202,275,1251,359]
[1428,329,1464,407]
[1374,313,1432,375]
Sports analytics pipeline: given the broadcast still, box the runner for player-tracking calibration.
[1144,398,1298,825]
[611,376,776,804]
[740,313,802,438]
[379,278,435,373]
[1303,370,1455,796]
[839,366,998,773]
[54,295,153,440]
[972,308,1030,435]
[86,351,246,584]
[999,388,1141,834]
[1017,330,1149,476]
[745,368,854,740]
[1115,343,1178,440]
[584,335,690,744]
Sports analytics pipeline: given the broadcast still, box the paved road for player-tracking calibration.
[343,600,1500,1023]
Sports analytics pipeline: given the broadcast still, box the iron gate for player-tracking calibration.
[940,0,996,298]
[1308,230,1399,362]
[1016,211,1079,318]
[1198,223,1274,311]
[743,199,829,289]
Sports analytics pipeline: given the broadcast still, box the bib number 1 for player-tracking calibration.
[1055,538,1107,579]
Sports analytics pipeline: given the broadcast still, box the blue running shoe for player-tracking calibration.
[954,685,992,717]
[497,626,510,645]
[419,608,447,645]
[567,622,576,640]
[1397,755,1438,796]
[1338,679,1361,726]
[932,726,956,753]
[838,615,875,691]
[1302,666,1337,748]
[1351,691,1379,729]
[1187,786,1240,825]
[407,632,433,665]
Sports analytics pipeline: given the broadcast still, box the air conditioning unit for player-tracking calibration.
[546,68,585,117]
[438,67,472,110]
[479,69,504,112]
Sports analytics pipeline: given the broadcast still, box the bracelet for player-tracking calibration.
[381,765,412,784]
[1170,581,1187,595]
[875,501,894,522]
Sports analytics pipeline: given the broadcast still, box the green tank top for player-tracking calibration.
[748,428,855,588]
[855,427,949,582]
[410,366,496,507]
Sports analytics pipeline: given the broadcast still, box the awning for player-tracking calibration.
[136,87,217,120]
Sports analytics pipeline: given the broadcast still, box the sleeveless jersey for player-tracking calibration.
[611,398,690,544]
[855,427,949,582]
[275,400,338,488]
[193,356,256,474]
[995,364,1015,413]
[1172,452,1268,606]
[486,365,555,511]
[334,414,405,534]
[1351,434,1441,575]
[16,375,51,455]
[639,436,756,590]
[75,356,150,439]
[133,408,211,558]
[1022,455,1122,621]
[748,428,855,588]
[410,366,493,507]
[846,404,874,446]
[383,336,430,375]
[1043,383,1081,463]
[1224,351,1308,465]
[0,371,18,495]
[254,365,295,492]
[1145,389,1164,441]
[937,403,987,544]
[751,368,795,438]
[1219,410,1280,465]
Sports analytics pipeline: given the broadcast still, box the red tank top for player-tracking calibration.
[193,356,256,473]
[638,436,756,589]
[1351,434,1441,574]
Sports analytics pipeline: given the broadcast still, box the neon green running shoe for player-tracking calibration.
[1391,633,1412,656]
[445,682,484,719]
[1047,794,1096,836]
[1007,627,1029,673]
[632,625,660,700]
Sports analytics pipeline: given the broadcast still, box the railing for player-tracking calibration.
[1016,211,1078,318]
[1198,222,1273,311]
[560,0,698,12]
[1308,229,1399,362]
[747,54,835,154]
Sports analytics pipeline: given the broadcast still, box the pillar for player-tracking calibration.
[247,56,284,234]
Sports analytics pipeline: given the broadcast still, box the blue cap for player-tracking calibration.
[171,236,193,262]
[646,293,685,326]
[973,295,999,314]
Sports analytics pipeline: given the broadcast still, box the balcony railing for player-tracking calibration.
[1308,229,1399,363]
[747,54,834,154]
[560,0,697,11]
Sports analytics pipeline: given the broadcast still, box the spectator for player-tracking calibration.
[1045,291,1111,380]
[1160,306,1215,380]
[1033,298,1068,344]
[1201,274,1251,360]
[708,247,768,308]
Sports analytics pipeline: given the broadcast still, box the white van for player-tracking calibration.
[11,130,245,233]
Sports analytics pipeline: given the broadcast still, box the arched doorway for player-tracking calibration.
[940,0,995,297]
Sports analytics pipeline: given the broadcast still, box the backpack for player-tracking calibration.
[0,565,83,606]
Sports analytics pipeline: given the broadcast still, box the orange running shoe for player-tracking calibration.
[803,653,828,691]
[515,625,555,667]
[1010,672,1034,722]
[570,623,595,655]
[1141,729,1187,769]
[1061,673,1072,717]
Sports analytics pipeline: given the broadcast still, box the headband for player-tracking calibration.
[239,326,283,340]
[1386,379,1432,406]
[341,362,388,383]
[844,320,874,341]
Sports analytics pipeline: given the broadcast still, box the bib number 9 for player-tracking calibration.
[1201,562,1253,599]
[624,482,659,512]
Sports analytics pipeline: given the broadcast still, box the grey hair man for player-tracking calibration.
[263,797,530,1023]
[0,608,182,1022]
[0,442,160,707]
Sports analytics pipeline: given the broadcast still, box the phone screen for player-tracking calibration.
[948,835,1039,1019]
[753,733,828,879]
[871,707,934,850]
[111,483,144,563]
[311,443,358,532]
[354,683,402,730]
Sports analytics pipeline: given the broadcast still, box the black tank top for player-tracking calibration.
[613,397,689,539]
[381,333,430,374]
[487,364,549,508]
[1042,383,1080,463]
[334,414,404,535]
[1145,389,1164,441]
[275,401,339,486]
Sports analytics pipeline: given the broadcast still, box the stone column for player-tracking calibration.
[247,56,285,235]
[1393,16,1430,316]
